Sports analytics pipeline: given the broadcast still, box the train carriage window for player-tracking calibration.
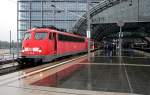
[24,32,31,40]
[35,32,48,40]
[58,34,85,42]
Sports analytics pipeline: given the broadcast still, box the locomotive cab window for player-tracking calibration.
[24,32,31,40]
[35,32,48,40]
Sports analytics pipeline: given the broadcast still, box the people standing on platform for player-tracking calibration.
[108,43,113,56]
[104,43,113,56]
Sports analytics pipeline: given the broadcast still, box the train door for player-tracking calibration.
[49,32,57,54]
[53,33,57,53]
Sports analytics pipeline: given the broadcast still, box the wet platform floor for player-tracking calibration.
[0,50,149,95]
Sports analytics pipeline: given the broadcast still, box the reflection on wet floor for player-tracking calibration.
[58,65,131,92]
[94,50,146,57]
[31,50,150,95]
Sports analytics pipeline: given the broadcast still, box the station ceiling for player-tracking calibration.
[72,0,150,42]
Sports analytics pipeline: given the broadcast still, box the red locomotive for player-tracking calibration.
[18,26,88,64]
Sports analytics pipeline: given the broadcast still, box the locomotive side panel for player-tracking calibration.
[57,33,87,56]
[57,41,87,56]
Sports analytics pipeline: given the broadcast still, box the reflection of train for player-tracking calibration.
[18,26,90,64]
[31,63,85,87]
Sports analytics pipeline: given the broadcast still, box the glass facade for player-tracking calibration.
[18,0,101,40]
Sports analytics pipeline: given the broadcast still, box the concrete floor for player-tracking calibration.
[0,49,149,95]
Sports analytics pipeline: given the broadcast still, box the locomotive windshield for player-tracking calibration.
[24,32,31,40]
[35,32,48,40]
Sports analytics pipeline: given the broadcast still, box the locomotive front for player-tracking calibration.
[20,28,50,64]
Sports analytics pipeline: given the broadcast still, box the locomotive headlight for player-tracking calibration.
[33,48,39,52]
[22,50,25,52]
[38,47,42,53]
[22,47,25,52]
[24,48,29,51]
[32,47,42,52]
[38,50,42,53]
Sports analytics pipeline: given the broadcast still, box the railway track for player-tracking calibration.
[0,63,19,75]
[0,53,87,76]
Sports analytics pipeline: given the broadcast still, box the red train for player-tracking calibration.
[18,27,89,64]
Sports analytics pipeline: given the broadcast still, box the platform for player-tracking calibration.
[0,49,149,95]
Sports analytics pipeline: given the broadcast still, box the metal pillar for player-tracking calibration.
[10,30,12,54]
[54,7,56,26]
[41,0,43,26]
[87,0,92,90]
[51,1,56,26]
[118,0,123,57]
[17,1,19,57]
[138,0,140,22]
[87,0,91,62]
[29,0,31,29]
[119,26,122,57]
[117,21,124,58]
[51,4,56,26]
